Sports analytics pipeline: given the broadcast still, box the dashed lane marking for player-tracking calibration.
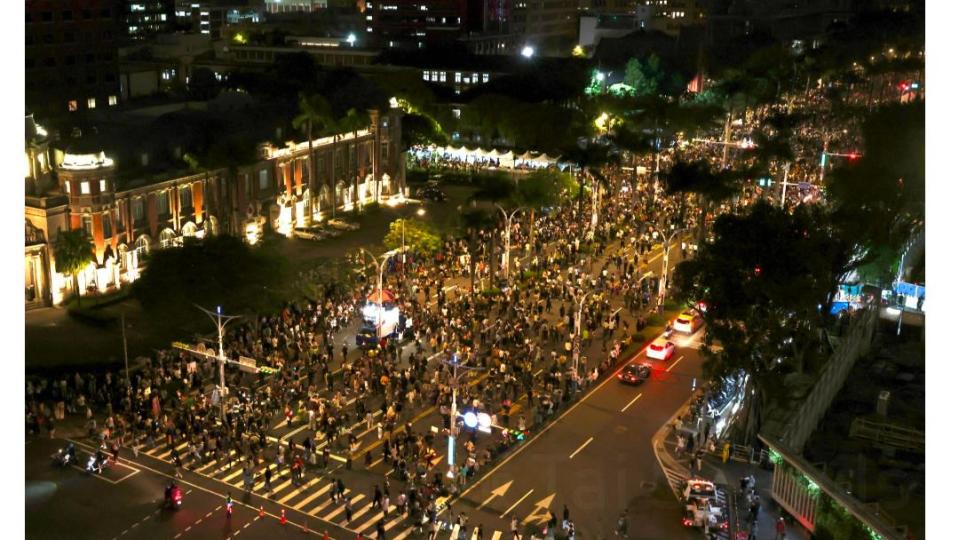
[569,437,594,459]
[621,392,644,413]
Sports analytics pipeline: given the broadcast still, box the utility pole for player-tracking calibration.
[197,305,243,421]
[780,163,792,208]
[442,352,482,479]
[646,223,686,311]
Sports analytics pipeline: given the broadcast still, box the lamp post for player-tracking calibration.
[496,204,525,286]
[645,223,686,311]
[572,290,591,376]
[358,248,397,333]
[442,352,483,479]
[197,305,243,421]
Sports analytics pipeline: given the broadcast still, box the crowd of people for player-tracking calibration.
[26,77,903,538]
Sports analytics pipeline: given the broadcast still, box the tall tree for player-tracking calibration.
[293,93,333,221]
[460,208,496,294]
[560,141,618,219]
[673,202,848,441]
[54,229,95,306]
[513,168,576,249]
[663,159,740,241]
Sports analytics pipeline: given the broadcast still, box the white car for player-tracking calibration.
[646,338,675,360]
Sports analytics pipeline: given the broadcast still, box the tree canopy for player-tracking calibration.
[383,218,443,255]
[131,236,290,332]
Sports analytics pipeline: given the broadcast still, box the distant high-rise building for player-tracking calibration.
[122,0,176,40]
[365,0,470,49]
[26,0,121,116]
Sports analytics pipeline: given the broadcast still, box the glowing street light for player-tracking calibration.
[346,33,357,47]
[521,45,535,58]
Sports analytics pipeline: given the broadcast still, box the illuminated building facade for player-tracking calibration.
[23,107,405,309]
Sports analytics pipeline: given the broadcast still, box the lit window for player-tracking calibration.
[423,70,429,81]
[452,108,461,119]
[108,95,117,106]
[472,73,479,83]
[80,181,90,194]
[431,71,438,82]
[87,97,96,109]
[68,100,78,112]
[439,72,446,82]
[99,179,107,191]
[64,182,71,194]
[82,216,93,236]
[259,169,269,190]
[455,72,461,83]
[482,73,489,83]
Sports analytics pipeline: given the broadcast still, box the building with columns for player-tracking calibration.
[24,105,405,309]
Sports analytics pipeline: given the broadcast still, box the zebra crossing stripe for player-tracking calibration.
[345,497,375,523]
[292,483,333,511]
[490,532,502,540]
[305,488,345,515]
[382,512,407,532]
[278,477,323,504]
[391,526,414,540]
[449,524,460,540]
[321,493,364,520]
[356,505,395,534]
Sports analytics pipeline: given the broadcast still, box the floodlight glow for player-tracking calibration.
[521,45,535,58]
[463,412,478,428]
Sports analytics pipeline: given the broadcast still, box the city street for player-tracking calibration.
[445,332,707,539]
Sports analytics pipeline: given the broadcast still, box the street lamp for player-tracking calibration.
[496,204,525,287]
[400,207,427,277]
[357,248,397,332]
[521,45,535,58]
[572,289,592,376]
[442,352,483,478]
[645,223,686,311]
[197,305,243,420]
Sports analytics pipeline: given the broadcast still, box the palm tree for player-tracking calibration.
[461,208,496,295]
[54,229,95,306]
[663,159,740,242]
[560,141,617,219]
[293,93,333,221]
[340,108,371,210]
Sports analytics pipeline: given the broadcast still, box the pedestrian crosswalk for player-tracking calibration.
[127,437,423,538]
[124,434,551,540]
[663,463,689,499]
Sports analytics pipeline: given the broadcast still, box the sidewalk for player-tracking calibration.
[651,387,811,540]
[701,457,810,540]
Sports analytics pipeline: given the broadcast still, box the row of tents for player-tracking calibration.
[410,145,565,170]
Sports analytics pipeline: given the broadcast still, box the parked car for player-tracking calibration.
[417,185,447,202]
[293,227,329,241]
[327,218,360,231]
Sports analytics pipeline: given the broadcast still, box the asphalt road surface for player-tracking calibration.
[442,330,709,540]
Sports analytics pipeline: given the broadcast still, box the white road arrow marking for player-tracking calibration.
[521,492,556,524]
[477,480,513,510]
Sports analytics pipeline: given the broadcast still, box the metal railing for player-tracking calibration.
[849,417,925,452]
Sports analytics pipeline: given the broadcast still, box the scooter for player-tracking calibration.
[51,445,75,467]
[85,453,105,474]
[166,485,183,509]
